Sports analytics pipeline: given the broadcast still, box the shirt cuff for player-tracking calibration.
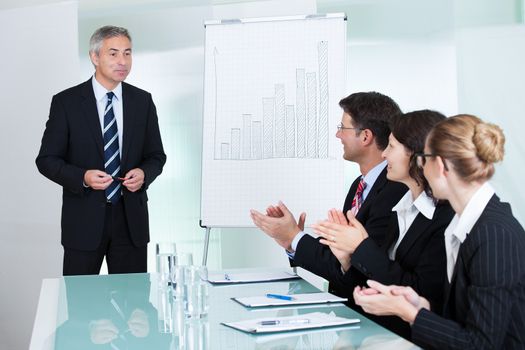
[291,231,306,251]
[286,231,306,259]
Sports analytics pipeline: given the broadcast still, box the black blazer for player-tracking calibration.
[344,199,454,339]
[36,79,166,251]
[293,168,407,293]
[411,195,525,349]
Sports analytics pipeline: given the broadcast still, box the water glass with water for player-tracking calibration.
[183,266,209,318]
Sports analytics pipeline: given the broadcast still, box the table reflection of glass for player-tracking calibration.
[53,274,171,349]
[31,269,419,350]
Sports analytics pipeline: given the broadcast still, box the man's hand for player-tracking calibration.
[266,205,306,231]
[122,168,144,192]
[127,308,150,338]
[84,170,112,190]
[89,319,118,344]
[250,201,303,251]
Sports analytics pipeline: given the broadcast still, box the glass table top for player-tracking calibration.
[30,270,418,349]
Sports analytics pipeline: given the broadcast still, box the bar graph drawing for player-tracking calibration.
[201,14,346,227]
[214,41,330,160]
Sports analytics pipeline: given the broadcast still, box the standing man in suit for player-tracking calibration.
[250,92,406,295]
[36,26,166,276]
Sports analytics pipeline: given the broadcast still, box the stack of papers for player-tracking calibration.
[207,270,299,284]
[233,292,347,307]
[222,312,360,334]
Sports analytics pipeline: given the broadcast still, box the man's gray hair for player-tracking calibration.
[89,25,132,55]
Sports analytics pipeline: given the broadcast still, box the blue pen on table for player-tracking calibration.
[259,319,310,326]
[266,293,295,301]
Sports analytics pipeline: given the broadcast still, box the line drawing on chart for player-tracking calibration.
[213,47,219,160]
[214,41,330,160]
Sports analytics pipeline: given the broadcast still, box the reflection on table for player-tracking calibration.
[31,269,419,349]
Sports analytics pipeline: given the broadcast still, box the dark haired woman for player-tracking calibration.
[353,114,525,349]
[312,110,454,339]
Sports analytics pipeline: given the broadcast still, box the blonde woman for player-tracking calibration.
[354,115,525,349]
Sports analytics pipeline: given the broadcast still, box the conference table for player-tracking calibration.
[30,268,418,349]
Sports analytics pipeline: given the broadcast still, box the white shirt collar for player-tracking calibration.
[392,190,436,220]
[451,182,495,243]
[92,75,122,102]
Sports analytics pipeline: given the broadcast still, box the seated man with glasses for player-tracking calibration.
[250,91,407,299]
[311,110,454,339]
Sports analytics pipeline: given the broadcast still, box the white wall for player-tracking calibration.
[456,25,525,225]
[0,2,79,349]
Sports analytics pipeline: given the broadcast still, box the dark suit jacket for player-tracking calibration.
[293,167,407,294]
[411,195,525,349]
[36,78,166,251]
[345,200,454,339]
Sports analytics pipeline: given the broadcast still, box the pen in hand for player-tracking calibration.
[266,293,295,301]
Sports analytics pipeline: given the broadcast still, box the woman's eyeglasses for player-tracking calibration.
[415,153,448,170]
[415,153,435,168]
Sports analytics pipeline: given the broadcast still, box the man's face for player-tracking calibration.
[336,112,362,161]
[90,35,132,90]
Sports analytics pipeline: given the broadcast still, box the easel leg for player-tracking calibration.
[202,227,211,266]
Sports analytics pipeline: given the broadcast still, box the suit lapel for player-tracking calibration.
[383,214,400,252]
[442,248,461,315]
[343,177,360,214]
[121,83,135,167]
[358,168,388,218]
[394,214,433,260]
[80,79,104,159]
[444,196,498,306]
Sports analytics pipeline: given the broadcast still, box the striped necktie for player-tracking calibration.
[350,178,366,215]
[103,92,121,204]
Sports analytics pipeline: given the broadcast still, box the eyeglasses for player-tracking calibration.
[415,153,436,168]
[337,123,363,132]
[415,152,449,170]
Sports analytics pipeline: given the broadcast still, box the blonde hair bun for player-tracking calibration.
[473,122,505,163]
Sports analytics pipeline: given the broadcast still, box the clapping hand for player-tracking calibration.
[311,210,369,271]
[250,201,305,251]
[265,204,306,231]
[353,280,430,324]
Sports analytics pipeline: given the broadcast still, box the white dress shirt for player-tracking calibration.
[92,76,123,155]
[388,190,436,260]
[288,161,388,254]
[444,182,495,282]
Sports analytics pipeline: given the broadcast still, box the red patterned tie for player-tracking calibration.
[350,178,367,215]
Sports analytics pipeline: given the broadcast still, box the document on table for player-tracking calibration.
[222,312,360,334]
[232,292,347,308]
[207,270,299,284]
